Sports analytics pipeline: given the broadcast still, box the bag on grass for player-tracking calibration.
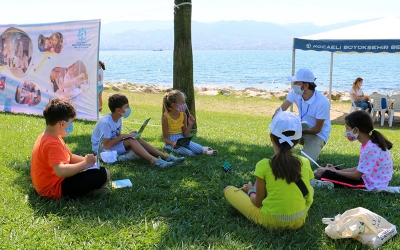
[322,207,397,249]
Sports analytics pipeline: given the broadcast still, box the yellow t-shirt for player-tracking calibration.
[165,112,184,134]
[254,156,314,216]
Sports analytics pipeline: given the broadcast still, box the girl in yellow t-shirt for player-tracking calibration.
[224,111,314,229]
[162,90,216,156]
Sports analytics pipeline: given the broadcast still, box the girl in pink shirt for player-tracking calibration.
[316,110,393,190]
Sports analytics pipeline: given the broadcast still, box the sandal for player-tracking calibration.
[206,150,218,156]
[203,146,213,154]
[166,154,185,163]
[153,157,174,168]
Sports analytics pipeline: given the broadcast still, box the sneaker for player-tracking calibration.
[89,186,110,196]
[166,154,185,163]
[310,179,334,189]
[154,157,174,168]
[117,150,140,162]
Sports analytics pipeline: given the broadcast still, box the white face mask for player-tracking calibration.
[344,128,358,142]
[293,85,304,95]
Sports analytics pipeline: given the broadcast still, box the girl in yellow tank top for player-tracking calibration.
[161,90,207,156]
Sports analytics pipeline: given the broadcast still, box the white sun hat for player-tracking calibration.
[287,68,315,83]
[269,109,302,147]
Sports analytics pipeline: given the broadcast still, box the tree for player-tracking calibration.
[173,0,196,129]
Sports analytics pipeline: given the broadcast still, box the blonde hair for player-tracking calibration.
[162,89,185,113]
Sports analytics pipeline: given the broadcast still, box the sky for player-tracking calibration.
[2,0,400,26]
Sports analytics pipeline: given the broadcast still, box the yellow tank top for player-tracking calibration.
[165,112,184,134]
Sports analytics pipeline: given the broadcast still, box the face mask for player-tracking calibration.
[293,85,304,95]
[176,103,187,112]
[64,121,74,136]
[344,128,358,142]
[122,107,131,118]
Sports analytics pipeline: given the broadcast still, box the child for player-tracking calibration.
[162,90,216,156]
[31,98,110,199]
[315,110,393,189]
[50,32,63,54]
[91,93,184,168]
[98,61,105,111]
[223,111,314,229]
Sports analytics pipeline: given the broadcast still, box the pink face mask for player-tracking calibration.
[176,103,187,112]
[344,128,358,142]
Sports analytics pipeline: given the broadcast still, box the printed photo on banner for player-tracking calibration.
[0,28,32,78]
[38,32,64,54]
[14,80,41,106]
[49,60,89,101]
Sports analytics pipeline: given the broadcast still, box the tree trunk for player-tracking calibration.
[173,0,196,129]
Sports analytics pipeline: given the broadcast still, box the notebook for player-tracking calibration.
[123,118,151,139]
[176,136,193,147]
[111,179,132,188]
[85,133,104,170]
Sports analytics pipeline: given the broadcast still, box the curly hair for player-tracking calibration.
[43,98,76,125]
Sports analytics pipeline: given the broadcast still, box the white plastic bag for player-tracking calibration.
[100,150,117,163]
[322,207,397,249]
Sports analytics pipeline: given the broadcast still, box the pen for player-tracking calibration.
[301,150,321,168]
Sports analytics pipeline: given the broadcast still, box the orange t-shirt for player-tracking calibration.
[30,133,72,199]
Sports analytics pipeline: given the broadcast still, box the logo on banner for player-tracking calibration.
[306,43,311,49]
[78,28,86,41]
[72,27,92,50]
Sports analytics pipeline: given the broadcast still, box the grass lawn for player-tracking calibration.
[1,90,399,249]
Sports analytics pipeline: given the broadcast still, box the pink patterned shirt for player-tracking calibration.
[357,140,393,190]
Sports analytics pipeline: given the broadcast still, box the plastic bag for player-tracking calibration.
[100,150,117,163]
[322,207,397,249]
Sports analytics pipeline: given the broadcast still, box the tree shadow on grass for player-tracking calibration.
[6,132,400,248]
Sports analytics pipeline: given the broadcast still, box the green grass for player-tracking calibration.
[1,90,399,249]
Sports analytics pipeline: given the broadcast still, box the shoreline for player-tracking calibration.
[103,82,352,102]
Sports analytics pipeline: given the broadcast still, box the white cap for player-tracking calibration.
[287,68,315,83]
[269,110,302,147]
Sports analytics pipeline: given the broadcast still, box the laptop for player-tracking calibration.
[124,118,151,139]
[85,133,104,170]
[176,136,193,147]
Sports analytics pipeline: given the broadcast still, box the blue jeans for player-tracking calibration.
[354,100,372,112]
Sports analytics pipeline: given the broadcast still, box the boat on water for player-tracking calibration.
[153,49,163,51]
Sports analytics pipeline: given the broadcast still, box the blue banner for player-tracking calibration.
[0,19,100,120]
[293,38,400,53]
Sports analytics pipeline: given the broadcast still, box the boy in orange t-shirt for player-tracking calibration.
[31,98,110,199]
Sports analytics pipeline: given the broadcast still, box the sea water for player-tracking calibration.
[100,50,400,94]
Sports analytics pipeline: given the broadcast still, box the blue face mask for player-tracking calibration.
[122,107,131,118]
[64,121,74,136]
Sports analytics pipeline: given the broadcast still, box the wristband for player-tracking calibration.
[247,189,256,196]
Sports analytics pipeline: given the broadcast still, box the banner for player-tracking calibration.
[0,19,100,120]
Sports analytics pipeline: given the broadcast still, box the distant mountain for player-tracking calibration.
[100,19,376,50]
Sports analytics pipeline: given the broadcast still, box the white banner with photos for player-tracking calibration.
[0,19,100,120]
